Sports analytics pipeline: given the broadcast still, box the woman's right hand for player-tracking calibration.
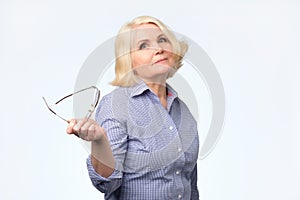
[66,119,107,142]
[67,118,115,177]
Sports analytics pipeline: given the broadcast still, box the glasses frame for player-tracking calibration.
[43,86,100,123]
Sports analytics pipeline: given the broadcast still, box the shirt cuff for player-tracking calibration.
[86,155,121,181]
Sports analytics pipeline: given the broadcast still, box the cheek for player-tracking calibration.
[162,43,173,52]
[165,50,176,65]
[162,45,176,60]
[131,52,151,68]
[131,52,139,68]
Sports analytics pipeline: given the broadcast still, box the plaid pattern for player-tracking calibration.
[87,81,199,200]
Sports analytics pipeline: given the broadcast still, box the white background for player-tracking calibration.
[0,0,299,199]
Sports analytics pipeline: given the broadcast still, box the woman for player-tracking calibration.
[67,16,199,200]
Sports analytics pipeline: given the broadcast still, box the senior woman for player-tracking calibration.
[67,16,199,200]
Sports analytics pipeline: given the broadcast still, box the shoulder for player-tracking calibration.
[95,87,131,120]
[176,97,197,123]
[176,97,189,110]
[99,87,131,109]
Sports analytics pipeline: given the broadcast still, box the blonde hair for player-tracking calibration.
[111,16,188,87]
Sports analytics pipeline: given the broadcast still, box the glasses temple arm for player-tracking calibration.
[55,86,99,105]
[43,97,70,123]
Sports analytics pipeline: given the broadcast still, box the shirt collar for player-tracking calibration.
[129,80,149,98]
[166,83,178,98]
[129,80,178,99]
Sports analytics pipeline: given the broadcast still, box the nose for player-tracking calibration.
[152,42,163,55]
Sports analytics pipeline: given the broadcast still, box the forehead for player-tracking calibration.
[131,23,163,41]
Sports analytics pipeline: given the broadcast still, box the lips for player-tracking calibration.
[153,58,168,65]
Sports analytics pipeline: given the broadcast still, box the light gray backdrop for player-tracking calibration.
[0,1,299,200]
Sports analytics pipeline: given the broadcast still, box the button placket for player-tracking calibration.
[177,147,182,152]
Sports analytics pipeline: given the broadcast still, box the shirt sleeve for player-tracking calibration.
[86,94,128,194]
[86,155,122,193]
[191,164,200,199]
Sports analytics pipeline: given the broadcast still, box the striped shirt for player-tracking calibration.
[87,80,199,199]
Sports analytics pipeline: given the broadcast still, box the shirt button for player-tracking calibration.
[169,126,174,130]
[178,147,182,152]
[178,194,182,199]
[176,170,180,175]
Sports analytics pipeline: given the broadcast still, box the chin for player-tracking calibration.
[135,64,173,81]
[153,64,173,72]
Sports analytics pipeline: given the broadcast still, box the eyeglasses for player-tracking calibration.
[43,86,100,123]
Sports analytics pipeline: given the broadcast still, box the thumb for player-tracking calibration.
[66,119,77,134]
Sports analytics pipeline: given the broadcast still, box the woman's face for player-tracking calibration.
[130,23,175,83]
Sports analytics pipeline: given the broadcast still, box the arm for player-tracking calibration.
[91,134,115,178]
[66,119,115,178]
[67,96,128,193]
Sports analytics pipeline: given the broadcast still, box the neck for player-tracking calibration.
[146,82,167,98]
[146,82,168,109]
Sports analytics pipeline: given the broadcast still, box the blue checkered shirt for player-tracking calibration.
[87,81,199,199]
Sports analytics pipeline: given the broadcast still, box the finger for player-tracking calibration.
[66,119,77,134]
[84,124,96,140]
[86,124,106,141]
[73,119,86,133]
[80,120,95,137]
[88,124,96,134]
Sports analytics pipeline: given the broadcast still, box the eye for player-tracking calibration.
[158,37,168,43]
[139,42,148,50]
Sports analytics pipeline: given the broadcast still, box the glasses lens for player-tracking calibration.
[72,86,100,119]
[44,86,100,122]
[93,90,100,106]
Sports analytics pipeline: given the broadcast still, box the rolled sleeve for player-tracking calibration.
[86,156,122,193]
